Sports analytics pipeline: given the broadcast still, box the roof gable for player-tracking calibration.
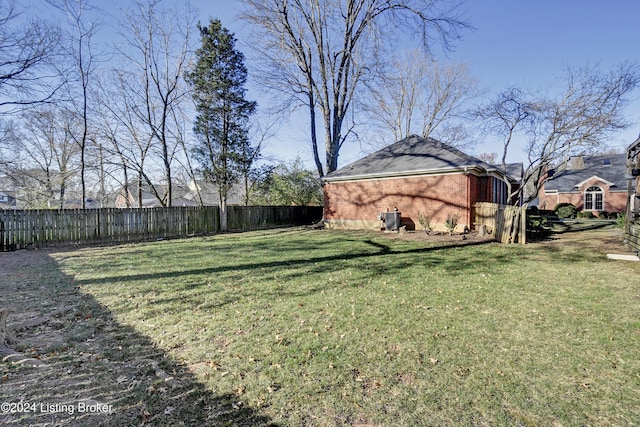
[324,135,516,182]
[544,153,632,192]
[573,175,616,189]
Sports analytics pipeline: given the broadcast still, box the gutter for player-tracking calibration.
[322,165,488,183]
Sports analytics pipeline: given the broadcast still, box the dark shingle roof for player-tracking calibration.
[498,162,524,181]
[324,135,520,182]
[544,153,632,192]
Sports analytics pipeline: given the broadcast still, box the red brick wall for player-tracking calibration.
[324,173,476,231]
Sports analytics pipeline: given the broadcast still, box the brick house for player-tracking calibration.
[538,153,634,214]
[0,175,18,208]
[115,179,244,208]
[322,135,522,232]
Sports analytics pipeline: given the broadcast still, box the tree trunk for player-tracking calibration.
[308,92,324,178]
[220,199,228,232]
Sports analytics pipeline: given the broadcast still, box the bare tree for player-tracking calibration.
[0,0,63,113]
[368,49,478,147]
[117,0,196,207]
[46,0,101,209]
[474,87,534,173]
[524,63,639,201]
[479,63,640,203]
[12,108,81,208]
[241,0,471,177]
[0,120,16,171]
[476,152,498,164]
[472,87,536,201]
[367,51,424,142]
[95,69,159,207]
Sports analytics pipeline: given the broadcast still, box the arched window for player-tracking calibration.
[584,186,604,211]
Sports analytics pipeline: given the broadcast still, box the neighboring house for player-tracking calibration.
[46,198,101,209]
[0,190,16,208]
[322,135,522,232]
[183,179,246,206]
[0,176,18,208]
[115,181,197,208]
[538,153,634,214]
[115,179,245,208]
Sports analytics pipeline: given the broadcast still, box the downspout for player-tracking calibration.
[465,167,471,230]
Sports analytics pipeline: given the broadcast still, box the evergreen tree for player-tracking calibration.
[185,19,256,231]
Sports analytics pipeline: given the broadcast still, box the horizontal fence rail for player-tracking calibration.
[624,222,640,252]
[0,206,323,251]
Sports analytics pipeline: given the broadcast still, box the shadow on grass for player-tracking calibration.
[547,220,616,234]
[68,236,510,314]
[73,237,496,289]
[0,251,277,426]
[528,220,617,243]
[527,220,624,263]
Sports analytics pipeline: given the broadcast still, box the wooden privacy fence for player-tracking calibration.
[624,222,640,252]
[226,205,322,230]
[473,202,526,244]
[0,205,323,251]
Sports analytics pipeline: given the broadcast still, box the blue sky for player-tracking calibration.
[191,0,640,168]
[44,0,630,170]
[447,1,640,161]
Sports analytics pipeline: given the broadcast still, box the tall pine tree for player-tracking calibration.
[186,19,256,231]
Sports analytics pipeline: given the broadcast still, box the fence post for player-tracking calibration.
[0,213,4,252]
[520,205,527,244]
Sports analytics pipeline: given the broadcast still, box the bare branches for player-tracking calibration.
[478,63,640,203]
[241,0,471,176]
[527,63,639,179]
[115,0,197,207]
[474,87,535,171]
[46,0,102,209]
[367,49,478,147]
[0,0,63,112]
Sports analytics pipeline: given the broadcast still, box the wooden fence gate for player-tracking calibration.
[473,202,526,244]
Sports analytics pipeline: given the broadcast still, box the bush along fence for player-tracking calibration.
[473,202,526,244]
[0,205,323,251]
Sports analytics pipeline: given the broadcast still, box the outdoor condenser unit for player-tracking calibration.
[384,211,401,231]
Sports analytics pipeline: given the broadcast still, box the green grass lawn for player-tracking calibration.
[50,228,640,426]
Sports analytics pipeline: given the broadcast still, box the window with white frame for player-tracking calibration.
[584,186,604,211]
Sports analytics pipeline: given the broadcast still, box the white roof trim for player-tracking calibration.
[322,164,521,183]
[322,165,488,183]
[573,175,616,189]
